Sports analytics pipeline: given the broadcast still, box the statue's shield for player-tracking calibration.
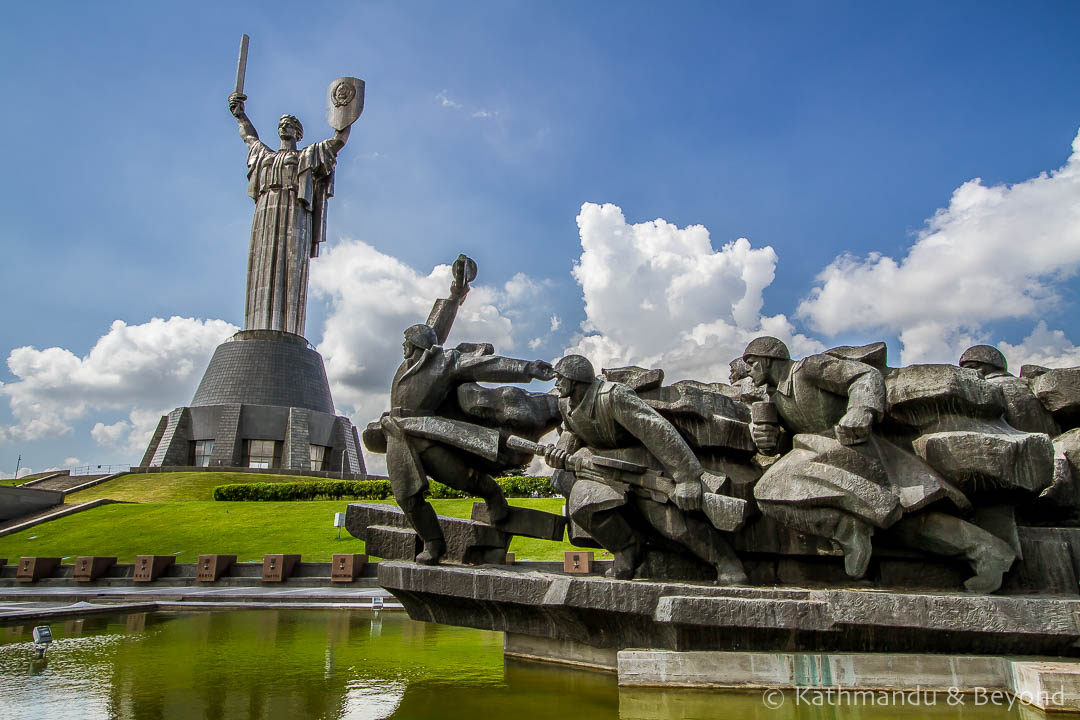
[326,77,365,130]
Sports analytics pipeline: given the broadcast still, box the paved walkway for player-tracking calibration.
[0,584,401,623]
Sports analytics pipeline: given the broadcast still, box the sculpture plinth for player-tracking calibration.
[140,328,364,474]
[191,330,334,413]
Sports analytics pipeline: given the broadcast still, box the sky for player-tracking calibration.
[1,1,1079,477]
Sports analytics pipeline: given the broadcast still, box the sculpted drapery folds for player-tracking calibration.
[228,92,349,337]
[743,337,1018,593]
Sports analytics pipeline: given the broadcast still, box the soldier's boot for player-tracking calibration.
[760,502,874,579]
[834,515,874,579]
[889,512,1017,593]
[673,515,748,586]
[964,538,1016,594]
[473,473,510,525]
[609,541,645,580]
[576,508,645,580]
[405,499,446,565]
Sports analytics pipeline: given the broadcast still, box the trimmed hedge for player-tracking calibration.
[213,475,555,502]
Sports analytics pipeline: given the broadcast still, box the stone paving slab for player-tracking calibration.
[0,584,401,623]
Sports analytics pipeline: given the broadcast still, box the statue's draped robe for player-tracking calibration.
[244,140,338,336]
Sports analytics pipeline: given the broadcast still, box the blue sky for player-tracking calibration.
[2,1,1079,475]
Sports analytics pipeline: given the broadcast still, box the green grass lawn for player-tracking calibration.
[0,497,579,564]
[0,478,24,487]
[66,472,324,503]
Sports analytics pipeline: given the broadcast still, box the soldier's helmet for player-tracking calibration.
[959,345,1007,372]
[403,324,438,351]
[553,354,596,383]
[742,336,791,361]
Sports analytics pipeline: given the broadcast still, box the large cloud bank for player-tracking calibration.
[797,130,1080,365]
[0,317,236,454]
[565,203,822,382]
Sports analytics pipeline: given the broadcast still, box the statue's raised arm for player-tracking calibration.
[228,92,260,147]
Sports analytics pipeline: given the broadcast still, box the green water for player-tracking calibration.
[0,610,1025,719]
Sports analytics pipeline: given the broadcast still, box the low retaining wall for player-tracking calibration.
[0,485,63,521]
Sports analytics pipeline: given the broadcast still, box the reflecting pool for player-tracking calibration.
[0,610,1027,719]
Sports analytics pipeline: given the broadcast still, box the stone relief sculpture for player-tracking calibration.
[358,254,1080,596]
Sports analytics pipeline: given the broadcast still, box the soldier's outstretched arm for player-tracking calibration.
[453,354,554,384]
[607,384,703,485]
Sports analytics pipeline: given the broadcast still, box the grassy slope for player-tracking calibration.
[66,472,324,503]
[0,497,578,563]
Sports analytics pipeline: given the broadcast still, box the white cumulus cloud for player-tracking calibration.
[564,203,822,382]
[797,129,1080,365]
[0,317,236,450]
[999,321,1080,371]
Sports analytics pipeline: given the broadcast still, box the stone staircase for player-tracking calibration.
[30,474,110,492]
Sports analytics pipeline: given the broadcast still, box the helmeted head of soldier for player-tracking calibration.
[959,344,1007,379]
[278,114,304,143]
[402,324,438,359]
[552,354,596,397]
[742,336,791,389]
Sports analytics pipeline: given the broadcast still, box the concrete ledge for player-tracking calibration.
[0,485,63,521]
[617,650,1080,712]
[618,650,1009,690]
[379,561,1080,656]
[505,632,618,672]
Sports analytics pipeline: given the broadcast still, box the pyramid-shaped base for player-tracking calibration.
[139,330,364,475]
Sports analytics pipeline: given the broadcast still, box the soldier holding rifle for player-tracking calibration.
[532,355,748,583]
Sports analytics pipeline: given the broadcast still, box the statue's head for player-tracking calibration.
[553,354,596,397]
[402,324,437,358]
[278,114,304,142]
[959,344,1007,378]
[742,336,791,388]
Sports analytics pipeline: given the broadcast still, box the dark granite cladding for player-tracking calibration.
[378,561,1080,657]
[191,330,334,414]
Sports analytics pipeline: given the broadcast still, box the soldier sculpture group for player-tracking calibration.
[365,255,1080,594]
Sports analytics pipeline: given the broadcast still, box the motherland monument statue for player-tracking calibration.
[227,35,365,337]
[140,36,367,473]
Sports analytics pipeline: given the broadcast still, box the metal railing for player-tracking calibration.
[69,464,130,476]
